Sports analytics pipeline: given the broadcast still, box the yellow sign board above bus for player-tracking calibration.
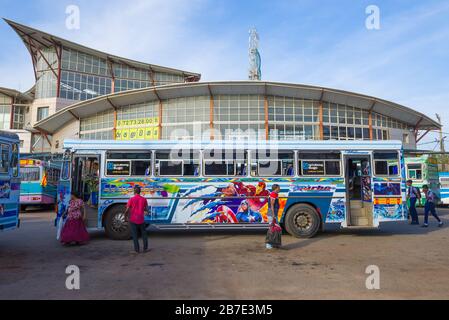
[20,159,41,166]
[115,127,159,140]
[115,117,160,140]
[117,117,159,128]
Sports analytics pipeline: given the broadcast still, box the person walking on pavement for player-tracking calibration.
[266,184,281,250]
[422,185,443,228]
[406,179,421,225]
[125,186,149,254]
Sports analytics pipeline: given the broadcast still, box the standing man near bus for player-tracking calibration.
[406,179,421,225]
[125,186,149,254]
[422,185,443,228]
[266,184,281,250]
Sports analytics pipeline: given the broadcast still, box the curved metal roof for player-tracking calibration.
[34,81,441,134]
[0,87,34,102]
[4,18,201,80]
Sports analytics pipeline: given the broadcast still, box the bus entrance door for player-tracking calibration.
[345,155,374,227]
[72,155,101,228]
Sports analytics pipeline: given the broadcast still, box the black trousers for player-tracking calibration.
[130,222,148,252]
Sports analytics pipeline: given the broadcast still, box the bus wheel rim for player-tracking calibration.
[112,213,127,234]
[294,211,313,231]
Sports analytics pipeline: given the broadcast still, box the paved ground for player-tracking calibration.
[1,208,449,300]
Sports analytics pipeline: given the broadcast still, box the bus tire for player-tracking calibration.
[104,205,131,240]
[284,204,321,238]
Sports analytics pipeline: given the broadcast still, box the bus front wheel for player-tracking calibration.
[284,204,321,238]
[104,205,132,240]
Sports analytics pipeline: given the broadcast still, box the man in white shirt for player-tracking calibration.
[422,185,443,228]
[406,180,421,225]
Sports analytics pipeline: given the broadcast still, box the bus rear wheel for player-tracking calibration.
[284,204,321,238]
[104,205,131,240]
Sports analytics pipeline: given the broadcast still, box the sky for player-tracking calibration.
[0,0,448,150]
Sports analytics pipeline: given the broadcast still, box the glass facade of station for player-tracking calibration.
[79,94,411,141]
[0,92,27,130]
[35,46,190,101]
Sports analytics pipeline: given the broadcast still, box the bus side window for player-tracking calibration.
[11,143,19,177]
[203,149,247,177]
[61,161,70,180]
[374,152,399,176]
[0,144,10,174]
[132,161,152,176]
[107,152,152,176]
[298,152,341,176]
[407,164,422,180]
[251,150,294,177]
[155,150,199,177]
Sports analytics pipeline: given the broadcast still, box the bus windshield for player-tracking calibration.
[20,167,41,181]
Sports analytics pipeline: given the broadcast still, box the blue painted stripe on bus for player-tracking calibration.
[0,222,18,230]
[0,216,18,223]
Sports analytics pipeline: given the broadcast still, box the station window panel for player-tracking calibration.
[304,125,314,139]
[339,126,347,140]
[347,110,354,125]
[363,128,370,140]
[322,105,330,123]
[354,111,362,125]
[331,126,339,139]
[347,127,355,139]
[362,112,369,126]
[323,126,331,140]
[37,107,49,122]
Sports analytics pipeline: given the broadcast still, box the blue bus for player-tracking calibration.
[20,159,61,209]
[56,139,407,240]
[0,131,20,231]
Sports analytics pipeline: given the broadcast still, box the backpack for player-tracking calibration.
[414,187,421,199]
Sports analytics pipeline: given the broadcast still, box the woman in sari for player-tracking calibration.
[60,192,90,245]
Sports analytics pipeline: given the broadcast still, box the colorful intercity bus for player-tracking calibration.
[19,159,61,209]
[439,172,449,205]
[0,131,20,231]
[404,153,440,206]
[56,139,407,240]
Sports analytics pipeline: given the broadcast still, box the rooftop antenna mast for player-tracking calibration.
[248,28,262,80]
[436,113,446,152]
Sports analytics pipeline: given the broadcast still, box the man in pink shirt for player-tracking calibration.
[125,186,149,254]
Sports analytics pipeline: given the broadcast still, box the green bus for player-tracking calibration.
[405,153,440,206]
